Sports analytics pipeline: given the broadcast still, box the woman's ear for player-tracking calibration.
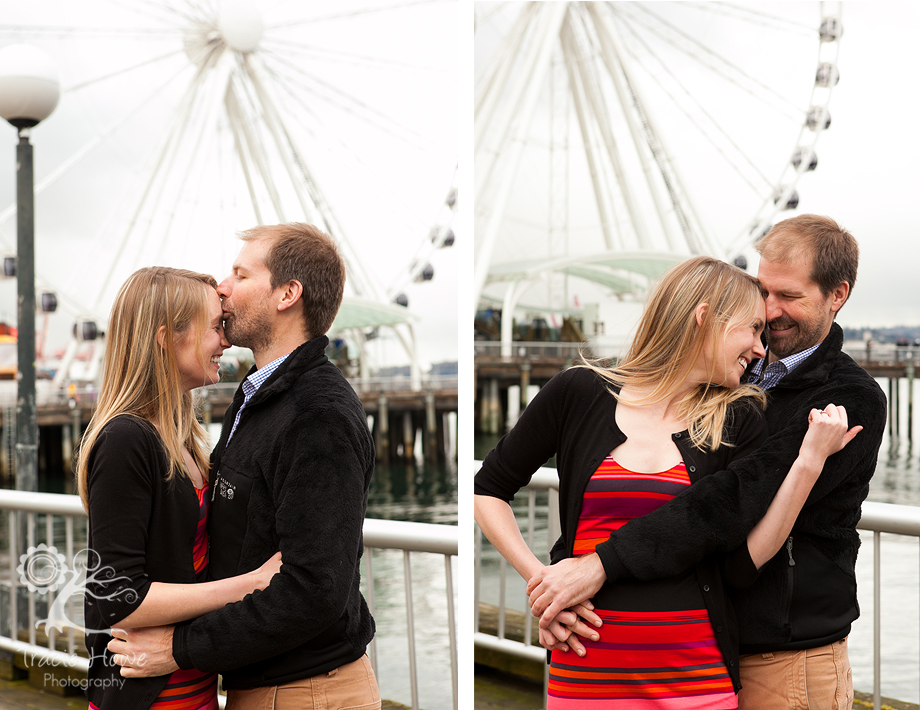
[695,303,709,327]
[156,325,167,349]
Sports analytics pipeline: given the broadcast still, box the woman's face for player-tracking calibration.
[175,288,230,392]
[704,300,767,388]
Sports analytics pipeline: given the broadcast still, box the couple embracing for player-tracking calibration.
[78,223,381,709]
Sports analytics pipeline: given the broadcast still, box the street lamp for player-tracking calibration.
[0,44,60,493]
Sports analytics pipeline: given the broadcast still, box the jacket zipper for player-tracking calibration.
[785,535,795,633]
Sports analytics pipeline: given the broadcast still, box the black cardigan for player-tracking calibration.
[595,323,888,651]
[475,366,769,690]
[172,336,376,688]
[84,415,205,710]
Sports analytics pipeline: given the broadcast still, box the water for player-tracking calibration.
[9,453,458,710]
[365,460,458,710]
[475,375,920,704]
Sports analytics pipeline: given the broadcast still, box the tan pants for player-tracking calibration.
[226,655,381,710]
[738,637,853,710]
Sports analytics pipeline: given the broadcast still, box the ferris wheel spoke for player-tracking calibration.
[261,50,428,147]
[617,18,773,194]
[64,49,185,92]
[615,4,803,122]
[262,61,438,245]
[0,25,183,38]
[265,0,444,29]
[702,2,816,35]
[120,0,201,25]
[259,37,441,74]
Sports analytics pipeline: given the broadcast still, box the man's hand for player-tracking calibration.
[107,626,179,678]
[526,553,606,628]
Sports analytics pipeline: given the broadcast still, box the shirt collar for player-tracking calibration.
[241,353,291,400]
[749,341,822,383]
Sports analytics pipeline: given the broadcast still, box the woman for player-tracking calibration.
[76,267,282,710]
[474,257,859,708]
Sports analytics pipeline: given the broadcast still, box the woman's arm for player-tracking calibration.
[745,404,861,569]
[475,495,601,653]
[115,552,282,629]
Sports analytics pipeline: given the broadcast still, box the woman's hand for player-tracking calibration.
[539,603,603,656]
[248,551,283,593]
[800,404,862,466]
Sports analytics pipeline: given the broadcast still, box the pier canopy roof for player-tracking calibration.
[485,250,690,299]
[331,296,419,332]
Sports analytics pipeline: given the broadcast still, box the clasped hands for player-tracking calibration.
[526,553,606,656]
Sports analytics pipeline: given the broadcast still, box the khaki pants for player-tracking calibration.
[226,655,381,710]
[738,637,853,710]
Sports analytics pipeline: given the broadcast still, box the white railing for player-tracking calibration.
[0,489,457,710]
[473,461,920,710]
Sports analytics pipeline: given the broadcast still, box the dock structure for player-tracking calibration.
[0,375,458,486]
[475,341,918,438]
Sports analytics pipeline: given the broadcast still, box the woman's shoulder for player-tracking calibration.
[95,415,163,455]
[99,413,158,437]
[554,364,618,393]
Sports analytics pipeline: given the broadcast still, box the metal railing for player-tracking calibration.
[473,461,920,710]
[474,341,587,361]
[0,489,457,710]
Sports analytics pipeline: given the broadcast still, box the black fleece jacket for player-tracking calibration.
[475,366,769,690]
[172,336,376,687]
[594,323,887,652]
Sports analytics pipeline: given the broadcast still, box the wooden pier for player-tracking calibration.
[474,345,918,438]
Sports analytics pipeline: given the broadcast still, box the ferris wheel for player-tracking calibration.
[474,1,842,336]
[0,0,456,383]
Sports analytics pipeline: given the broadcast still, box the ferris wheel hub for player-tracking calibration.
[218,0,263,53]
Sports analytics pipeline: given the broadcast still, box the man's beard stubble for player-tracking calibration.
[224,307,274,355]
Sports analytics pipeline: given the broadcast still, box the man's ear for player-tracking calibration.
[277,280,304,313]
[156,325,167,349]
[829,281,850,314]
[695,303,709,327]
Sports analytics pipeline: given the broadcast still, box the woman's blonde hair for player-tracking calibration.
[75,267,218,509]
[584,256,766,450]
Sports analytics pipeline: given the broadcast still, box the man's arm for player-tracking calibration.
[173,409,373,673]
[528,378,886,622]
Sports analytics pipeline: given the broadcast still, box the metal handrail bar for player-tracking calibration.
[473,460,920,710]
[0,490,457,710]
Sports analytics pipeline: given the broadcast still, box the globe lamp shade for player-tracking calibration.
[0,44,60,128]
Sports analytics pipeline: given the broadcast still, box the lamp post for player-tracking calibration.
[0,44,60,493]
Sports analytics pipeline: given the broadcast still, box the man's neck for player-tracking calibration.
[250,322,311,369]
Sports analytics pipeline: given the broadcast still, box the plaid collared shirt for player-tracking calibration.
[746,342,821,390]
[227,353,290,443]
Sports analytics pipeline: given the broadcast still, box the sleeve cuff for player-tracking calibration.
[594,540,630,583]
[172,620,195,670]
[721,543,761,589]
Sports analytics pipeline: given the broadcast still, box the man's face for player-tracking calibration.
[217,239,276,352]
[757,254,836,363]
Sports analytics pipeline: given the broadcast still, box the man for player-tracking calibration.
[528,214,887,708]
[109,223,380,709]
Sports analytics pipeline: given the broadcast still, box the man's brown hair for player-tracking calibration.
[756,214,858,303]
[240,222,346,338]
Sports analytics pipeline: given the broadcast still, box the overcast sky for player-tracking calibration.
[0,0,458,368]
[474,2,920,335]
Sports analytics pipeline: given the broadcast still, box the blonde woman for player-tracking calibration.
[474,257,859,708]
[76,267,281,710]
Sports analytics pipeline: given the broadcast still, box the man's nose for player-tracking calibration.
[764,295,782,323]
[217,276,232,299]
